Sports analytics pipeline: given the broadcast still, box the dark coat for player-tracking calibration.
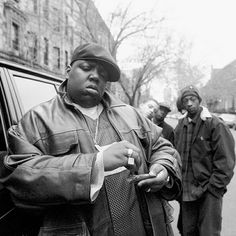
[175,108,235,198]
[1,80,181,236]
[157,121,175,145]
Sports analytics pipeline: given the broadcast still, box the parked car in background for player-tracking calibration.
[0,59,62,235]
[218,113,236,129]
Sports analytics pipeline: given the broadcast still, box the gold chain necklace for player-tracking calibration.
[94,118,102,151]
[83,105,102,151]
[93,116,99,145]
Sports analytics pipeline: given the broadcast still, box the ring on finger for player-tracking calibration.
[127,148,133,157]
[127,148,134,166]
[128,157,135,166]
[146,188,151,193]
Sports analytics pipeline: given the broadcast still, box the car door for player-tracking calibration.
[0,61,62,235]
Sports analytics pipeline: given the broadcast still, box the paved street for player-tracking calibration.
[166,118,236,236]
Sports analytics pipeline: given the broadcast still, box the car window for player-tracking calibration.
[13,76,57,113]
[0,110,7,151]
[0,83,8,151]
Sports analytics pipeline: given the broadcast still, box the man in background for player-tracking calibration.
[139,99,159,120]
[153,102,175,145]
[175,85,235,236]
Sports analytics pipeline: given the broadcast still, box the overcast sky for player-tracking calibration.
[95,0,236,101]
[95,0,236,69]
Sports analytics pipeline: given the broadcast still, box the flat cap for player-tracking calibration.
[70,43,120,82]
[158,102,171,112]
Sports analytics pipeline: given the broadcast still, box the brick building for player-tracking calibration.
[201,61,236,113]
[0,0,114,78]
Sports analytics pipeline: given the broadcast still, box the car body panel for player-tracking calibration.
[0,59,63,235]
[218,113,236,129]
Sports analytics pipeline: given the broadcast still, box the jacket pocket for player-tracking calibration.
[194,137,212,157]
[42,131,78,156]
[39,222,90,236]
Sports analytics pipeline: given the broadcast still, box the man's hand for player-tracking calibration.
[136,163,169,192]
[103,140,141,171]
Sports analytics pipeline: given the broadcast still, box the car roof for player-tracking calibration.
[0,59,63,83]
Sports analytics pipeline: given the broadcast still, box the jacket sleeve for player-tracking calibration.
[0,123,97,208]
[146,120,182,200]
[207,120,235,197]
[169,129,175,147]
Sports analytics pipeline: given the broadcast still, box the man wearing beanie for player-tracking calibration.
[0,43,181,236]
[175,85,235,236]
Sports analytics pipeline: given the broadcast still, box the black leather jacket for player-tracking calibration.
[1,80,181,236]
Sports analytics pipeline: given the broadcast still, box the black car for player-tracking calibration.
[218,113,236,129]
[0,59,62,235]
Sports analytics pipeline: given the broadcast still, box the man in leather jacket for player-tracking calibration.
[175,85,235,236]
[1,43,181,236]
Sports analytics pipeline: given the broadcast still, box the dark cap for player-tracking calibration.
[70,43,120,82]
[180,85,202,103]
[158,102,171,112]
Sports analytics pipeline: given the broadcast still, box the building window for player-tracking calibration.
[53,47,60,69]
[13,76,57,113]
[65,50,68,68]
[29,0,37,13]
[33,38,38,60]
[53,8,60,32]
[43,0,49,20]
[28,32,38,61]
[12,22,19,50]
[70,0,74,15]
[33,0,38,13]
[44,38,49,65]
[31,35,38,61]
[65,14,68,36]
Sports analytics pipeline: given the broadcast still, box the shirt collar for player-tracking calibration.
[187,107,202,124]
[73,103,103,120]
[183,107,201,125]
[64,93,103,120]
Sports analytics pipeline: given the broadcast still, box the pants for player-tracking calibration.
[179,192,222,236]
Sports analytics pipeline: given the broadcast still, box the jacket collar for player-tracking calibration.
[199,106,212,120]
[58,79,126,109]
[181,105,212,123]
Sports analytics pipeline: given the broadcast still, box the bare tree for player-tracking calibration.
[81,0,164,59]
[173,58,205,91]
[166,40,205,92]
[119,42,171,106]
[104,2,164,60]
